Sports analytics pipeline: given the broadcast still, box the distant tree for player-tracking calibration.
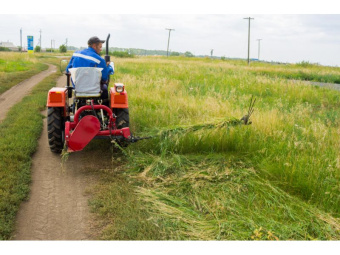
[0,47,11,52]
[46,48,55,53]
[111,51,134,58]
[221,56,226,61]
[184,51,194,57]
[59,44,67,53]
[67,46,79,51]
[296,61,319,68]
[34,46,41,52]
[170,52,180,56]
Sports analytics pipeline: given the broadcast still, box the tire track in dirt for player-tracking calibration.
[13,75,112,240]
[0,64,56,122]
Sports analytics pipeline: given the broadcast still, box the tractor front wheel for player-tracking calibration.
[47,107,64,153]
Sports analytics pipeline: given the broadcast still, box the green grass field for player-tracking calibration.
[0,53,339,240]
[89,56,340,240]
[0,52,48,94]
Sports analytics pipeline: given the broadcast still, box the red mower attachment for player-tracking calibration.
[64,104,132,152]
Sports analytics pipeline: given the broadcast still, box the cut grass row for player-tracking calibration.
[88,56,340,240]
[89,150,340,240]
[114,57,340,215]
[0,70,61,240]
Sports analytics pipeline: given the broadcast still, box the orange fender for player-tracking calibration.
[47,87,68,107]
[110,84,128,108]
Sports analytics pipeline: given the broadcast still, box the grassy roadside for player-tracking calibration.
[88,56,340,240]
[0,70,61,240]
[0,52,48,95]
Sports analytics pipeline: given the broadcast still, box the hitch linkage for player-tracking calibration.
[110,135,153,144]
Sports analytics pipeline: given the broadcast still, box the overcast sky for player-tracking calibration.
[1,4,340,66]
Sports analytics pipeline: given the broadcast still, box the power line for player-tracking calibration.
[39,29,42,48]
[243,17,254,65]
[257,39,262,61]
[165,28,175,57]
[20,28,22,52]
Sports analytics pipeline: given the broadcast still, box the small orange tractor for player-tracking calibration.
[46,34,137,153]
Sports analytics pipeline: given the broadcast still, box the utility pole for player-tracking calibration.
[243,17,254,65]
[20,28,22,52]
[65,38,68,48]
[165,28,175,57]
[51,39,53,52]
[39,29,42,49]
[256,39,262,61]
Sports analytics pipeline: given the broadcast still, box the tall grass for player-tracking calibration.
[87,56,340,240]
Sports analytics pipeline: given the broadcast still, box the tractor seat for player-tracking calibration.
[68,67,103,97]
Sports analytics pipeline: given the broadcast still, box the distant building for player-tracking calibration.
[0,41,19,51]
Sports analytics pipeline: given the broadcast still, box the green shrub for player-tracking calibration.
[170,52,180,56]
[111,51,134,58]
[59,44,67,53]
[296,61,319,67]
[184,51,194,57]
[34,46,41,52]
[45,48,56,53]
[0,47,10,52]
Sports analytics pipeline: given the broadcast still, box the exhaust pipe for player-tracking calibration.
[105,33,110,63]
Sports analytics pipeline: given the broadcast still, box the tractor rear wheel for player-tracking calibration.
[114,108,129,129]
[47,107,64,153]
[113,108,130,147]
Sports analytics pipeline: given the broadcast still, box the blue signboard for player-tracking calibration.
[27,36,34,52]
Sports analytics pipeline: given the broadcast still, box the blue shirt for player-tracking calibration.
[66,47,109,82]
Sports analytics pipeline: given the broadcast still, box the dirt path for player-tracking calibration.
[308,81,340,91]
[0,64,56,122]
[13,75,110,240]
[293,79,340,91]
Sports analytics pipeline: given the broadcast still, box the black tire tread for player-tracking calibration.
[114,108,129,129]
[47,107,64,153]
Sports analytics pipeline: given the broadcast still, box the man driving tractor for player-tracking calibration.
[47,33,134,154]
[66,36,113,103]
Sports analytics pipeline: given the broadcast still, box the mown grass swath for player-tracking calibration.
[0,52,48,94]
[89,56,340,240]
[0,70,61,240]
